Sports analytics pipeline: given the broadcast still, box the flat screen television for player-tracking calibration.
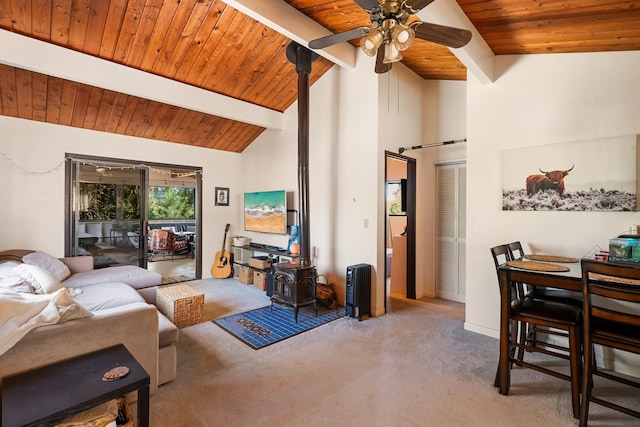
[244,190,287,234]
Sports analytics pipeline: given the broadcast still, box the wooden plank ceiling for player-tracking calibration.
[1,0,639,152]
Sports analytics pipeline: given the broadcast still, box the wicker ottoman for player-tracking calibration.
[156,284,204,328]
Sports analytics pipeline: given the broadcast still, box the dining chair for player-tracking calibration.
[491,244,528,364]
[507,241,583,351]
[580,259,640,426]
[492,244,583,418]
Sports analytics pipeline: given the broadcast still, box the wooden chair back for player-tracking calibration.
[580,259,640,423]
[507,241,524,260]
[490,244,510,277]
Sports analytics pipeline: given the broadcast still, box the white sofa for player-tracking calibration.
[0,250,178,394]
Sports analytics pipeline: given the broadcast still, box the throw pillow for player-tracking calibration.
[22,251,71,282]
[11,264,64,294]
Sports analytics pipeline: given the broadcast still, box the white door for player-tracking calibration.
[435,162,466,302]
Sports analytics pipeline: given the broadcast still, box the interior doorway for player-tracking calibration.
[384,151,416,307]
[64,155,202,283]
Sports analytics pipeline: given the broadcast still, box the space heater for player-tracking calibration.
[345,263,372,320]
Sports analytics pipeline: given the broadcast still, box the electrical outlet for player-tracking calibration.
[363,218,369,228]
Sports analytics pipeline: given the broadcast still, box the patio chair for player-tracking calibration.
[148,229,188,261]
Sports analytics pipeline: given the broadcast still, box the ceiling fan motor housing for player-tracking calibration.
[369,1,412,29]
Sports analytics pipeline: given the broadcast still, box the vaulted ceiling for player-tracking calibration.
[1,0,639,153]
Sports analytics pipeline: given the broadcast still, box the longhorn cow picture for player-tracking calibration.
[501,135,637,211]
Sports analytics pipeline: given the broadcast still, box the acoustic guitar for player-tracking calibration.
[211,224,233,278]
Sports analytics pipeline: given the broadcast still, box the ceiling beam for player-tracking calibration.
[417,0,495,84]
[0,30,285,130]
[221,0,357,69]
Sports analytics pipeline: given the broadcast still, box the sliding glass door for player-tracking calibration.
[65,155,202,282]
[66,158,149,268]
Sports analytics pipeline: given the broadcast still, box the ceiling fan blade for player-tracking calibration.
[354,0,380,11]
[309,26,370,50]
[375,44,392,74]
[413,22,472,48]
[405,0,436,13]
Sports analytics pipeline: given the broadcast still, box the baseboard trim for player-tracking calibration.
[464,322,499,339]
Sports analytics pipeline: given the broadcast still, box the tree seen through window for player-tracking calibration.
[79,183,194,220]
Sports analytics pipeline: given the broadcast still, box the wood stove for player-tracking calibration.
[269,42,318,322]
[272,263,317,323]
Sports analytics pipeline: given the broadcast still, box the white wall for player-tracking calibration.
[465,50,640,338]
[377,64,425,302]
[0,116,242,271]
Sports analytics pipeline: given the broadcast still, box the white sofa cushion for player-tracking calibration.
[73,282,145,312]
[62,265,162,290]
[85,223,103,239]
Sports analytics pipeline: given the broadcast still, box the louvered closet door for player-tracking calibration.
[436,162,466,302]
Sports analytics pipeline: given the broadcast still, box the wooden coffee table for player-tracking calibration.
[1,344,150,427]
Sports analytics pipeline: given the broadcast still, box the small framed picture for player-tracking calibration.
[215,187,229,206]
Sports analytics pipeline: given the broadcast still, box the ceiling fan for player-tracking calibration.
[308,0,472,74]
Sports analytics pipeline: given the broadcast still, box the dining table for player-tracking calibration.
[496,258,583,395]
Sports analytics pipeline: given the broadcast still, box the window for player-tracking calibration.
[386,180,407,216]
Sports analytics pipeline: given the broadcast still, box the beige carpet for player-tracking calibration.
[145,278,639,427]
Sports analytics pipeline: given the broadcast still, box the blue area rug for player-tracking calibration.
[214,304,345,349]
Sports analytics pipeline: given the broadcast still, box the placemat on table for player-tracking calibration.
[525,254,579,263]
[507,260,571,272]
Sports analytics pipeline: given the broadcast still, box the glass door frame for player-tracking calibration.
[64,154,202,279]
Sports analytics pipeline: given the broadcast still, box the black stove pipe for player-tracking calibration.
[286,42,317,267]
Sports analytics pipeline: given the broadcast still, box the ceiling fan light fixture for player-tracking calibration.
[308,0,471,74]
[391,24,415,51]
[383,41,403,64]
[361,30,384,56]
